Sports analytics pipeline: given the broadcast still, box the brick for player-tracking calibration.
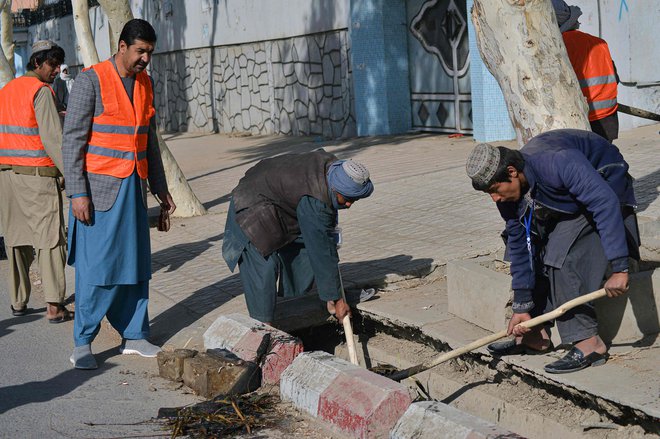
[157,349,197,382]
[182,349,260,398]
[390,401,523,439]
[280,351,412,438]
[203,313,304,384]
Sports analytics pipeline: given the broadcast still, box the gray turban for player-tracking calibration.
[551,0,582,32]
[466,143,500,188]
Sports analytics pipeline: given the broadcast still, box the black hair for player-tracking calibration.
[27,45,65,71]
[118,18,157,48]
[472,146,525,191]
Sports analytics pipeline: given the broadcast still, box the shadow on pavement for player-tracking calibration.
[0,314,42,339]
[151,233,224,273]
[149,254,434,345]
[149,273,242,345]
[634,168,660,213]
[0,347,118,415]
[186,133,433,184]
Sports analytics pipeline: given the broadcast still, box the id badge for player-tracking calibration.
[332,226,343,249]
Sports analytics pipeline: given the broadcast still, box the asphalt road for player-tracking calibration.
[0,263,202,438]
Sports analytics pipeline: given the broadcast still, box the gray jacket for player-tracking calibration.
[62,58,167,211]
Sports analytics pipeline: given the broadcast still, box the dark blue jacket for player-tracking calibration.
[497,129,635,306]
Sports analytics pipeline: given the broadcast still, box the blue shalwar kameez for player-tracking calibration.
[68,171,151,346]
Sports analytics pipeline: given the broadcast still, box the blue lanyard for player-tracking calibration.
[523,201,534,271]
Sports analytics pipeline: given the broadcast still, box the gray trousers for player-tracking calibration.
[545,224,608,344]
[540,208,639,344]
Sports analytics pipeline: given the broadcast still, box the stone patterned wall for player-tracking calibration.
[151,48,215,133]
[151,29,356,138]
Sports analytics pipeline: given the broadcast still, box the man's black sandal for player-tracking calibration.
[10,305,27,317]
[544,347,608,374]
[487,339,553,356]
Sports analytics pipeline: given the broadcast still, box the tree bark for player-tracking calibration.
[74,0,207,217]
[155,131,207,216]
[0,0,14,88]
[471,0,590,145]
[72,0,100,66]
[97,0,132,52]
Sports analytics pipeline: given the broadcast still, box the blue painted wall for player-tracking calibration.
[466,0,515,142]
[350,0,412,136]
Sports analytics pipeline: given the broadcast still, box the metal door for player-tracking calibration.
[407,0,472,133]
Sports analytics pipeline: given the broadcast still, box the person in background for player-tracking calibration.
[0,40,71,322]
[52,63,74,114]
[552,0,619,142]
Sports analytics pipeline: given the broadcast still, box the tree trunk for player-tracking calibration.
[72,0,100,66]
[155,131,207,216]
[0,0,14,88]
[471,0,590,145]
[74,0,207,217]
[97,0,132,52]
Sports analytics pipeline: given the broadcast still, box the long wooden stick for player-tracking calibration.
[388,288,607,382]
[337,264,359,365]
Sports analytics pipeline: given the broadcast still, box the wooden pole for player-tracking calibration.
[337,264,359,365]
[388,288,607,382]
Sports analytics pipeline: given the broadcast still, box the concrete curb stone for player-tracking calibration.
[390,401,524,439]
[280,351,413,438]
[203,313,304,384]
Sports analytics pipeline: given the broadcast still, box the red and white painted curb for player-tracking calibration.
[203,313,303,384]
[280,351,413,438]
[391,401,524,438]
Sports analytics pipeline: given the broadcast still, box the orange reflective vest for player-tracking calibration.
[0,76,56,167]
[563,30,618,121]
[85,60,155,179]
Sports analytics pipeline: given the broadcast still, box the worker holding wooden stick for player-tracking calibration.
[466,129,640,374]
[222,151,374,326]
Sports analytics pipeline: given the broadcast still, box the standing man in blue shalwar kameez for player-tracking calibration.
[222,151,374,325]
[63,19,175,370]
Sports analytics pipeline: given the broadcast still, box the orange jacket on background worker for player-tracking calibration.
[0,76,57,167]
[563,30,618,122]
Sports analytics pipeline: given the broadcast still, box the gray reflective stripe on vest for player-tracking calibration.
[0,149,48,157]
[87,145,147,161]
[588,98,617,111]
[579,74,617,88]
[88,144,135,160]
[92,123,150,135]
[0,125,40,135]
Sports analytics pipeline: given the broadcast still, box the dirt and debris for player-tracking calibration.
[158,390,338,439]
[354,329,658,438]
[158,393,277,437]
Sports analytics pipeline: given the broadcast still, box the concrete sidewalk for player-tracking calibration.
[145,124,660,426]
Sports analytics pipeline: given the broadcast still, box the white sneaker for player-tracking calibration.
[119,339,161,358]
